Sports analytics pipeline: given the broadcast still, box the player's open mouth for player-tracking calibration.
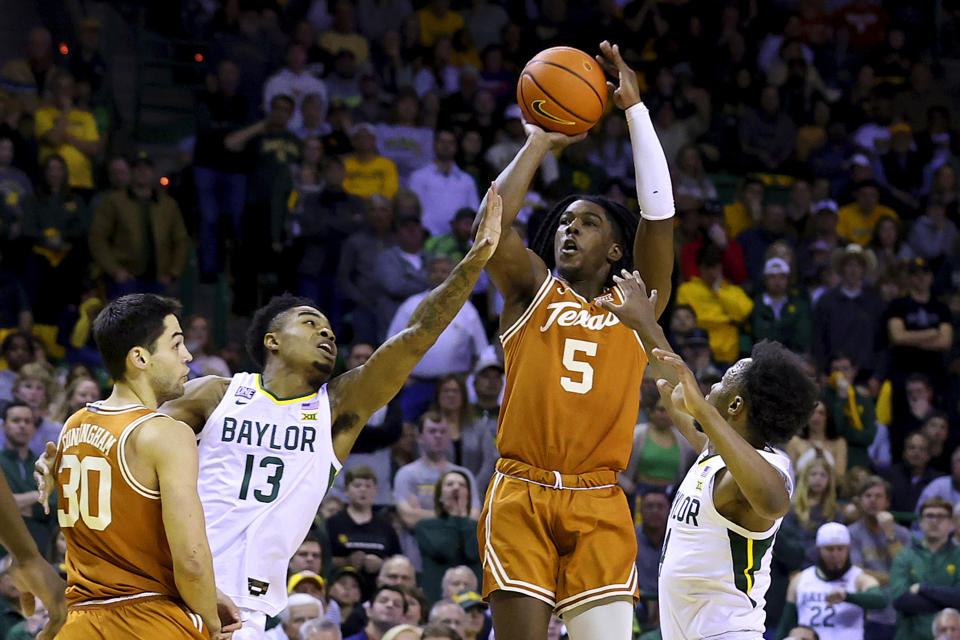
[560,239,578,255]
[316,342,334,355]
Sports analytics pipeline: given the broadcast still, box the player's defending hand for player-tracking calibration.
[597,269,658,332]
[522,120,587,152]
[8,553,67,640]
[216,589,242,638]
[597,41,640,110]
[652,348,711,420]
[470,182,504,261]
[33,442,56,515]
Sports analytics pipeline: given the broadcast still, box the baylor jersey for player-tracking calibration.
[796,565,865,640]
[197,373,340,616]
[658,447,794,640]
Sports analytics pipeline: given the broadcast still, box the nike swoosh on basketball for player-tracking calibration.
[531,100,575,126]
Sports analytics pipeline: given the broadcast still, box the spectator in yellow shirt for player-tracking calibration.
[837,180,898,247]
[34,72,101,193]
[343,124,399,199]
[318,1,370,65]
[417,0,464,47]
[723,177,765,240]
[676,242,754,364]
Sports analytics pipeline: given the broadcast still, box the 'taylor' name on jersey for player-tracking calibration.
[539,301,620,333]
[221,417,318,452]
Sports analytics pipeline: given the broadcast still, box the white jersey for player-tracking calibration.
[197,373,341,616]
[659,447,794,640]
[796,565,865,640]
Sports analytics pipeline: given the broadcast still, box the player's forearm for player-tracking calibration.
[13,492,37,510]
[846,587,889,610]
[695,408,791,519]
[171,550,219,632]
[476,137,550,234]
[0,475,44,561]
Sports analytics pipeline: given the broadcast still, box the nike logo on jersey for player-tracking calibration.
[540,301,620,332]
[531,100,575,126]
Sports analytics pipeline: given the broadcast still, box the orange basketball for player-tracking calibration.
[517,46,609,135]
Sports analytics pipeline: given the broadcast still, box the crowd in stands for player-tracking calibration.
[2,0,960,638]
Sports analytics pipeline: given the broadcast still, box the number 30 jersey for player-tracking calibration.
[498,273,647,474]
[197,373,341,616]
[56,403,181,606]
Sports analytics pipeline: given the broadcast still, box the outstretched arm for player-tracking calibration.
[655,349,791,523]
[474,125,584,329]
[328,185,503,461]
[158,375,231,433]
[597,41,675,318]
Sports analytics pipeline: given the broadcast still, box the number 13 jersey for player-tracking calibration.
[197,373,341,616]
[498,273,647,474]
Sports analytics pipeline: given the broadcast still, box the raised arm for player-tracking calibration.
[328,184,503,461]
[597,41,675,319]
[655,349,791,524]
[473,126,584,329]
[158,375,231,433]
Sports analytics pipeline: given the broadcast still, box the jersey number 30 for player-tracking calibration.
[561,338,597,394]
[57,455,112,530]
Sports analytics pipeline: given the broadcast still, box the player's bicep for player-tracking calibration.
[485,230,547,309]
[159,376,229,433]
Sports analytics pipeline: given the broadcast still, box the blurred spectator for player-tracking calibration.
[893,63,958,135]
[329,568,366,637]
[344,124,399,199]
[300,618,343,640]
[784,459,841,567]
[408,129,478,237]
[849,476,911,638]
[337,195,394,343]
[0,332,33,403]
[635,488,670,601]
[194,58,252,280]
[295,94,333,140]
[373,207,428,341]
[838,181,899,247]
[462,0,508,51]
[909,202,959,261]
[869,216,913,279]
[356,0,414,42]
[812,245,884,377]
[327,466,401,598]
[21,154,90,324]
[932,608,960,640]
[0,134,32,223]
[425,208,474,264]
[279,593,324,640]
[264,43,328,132]
[891,497,960,640]
[882,432,942,514]
[320,1,370,66]
[208,7,284,109]
[723,177,765,240]
[415,472,481,602]
[375,555,417,590]
[334,343,403,505]
[417,0,463,48]
[929,165,960,222]
[737,202,794,283]
[785,178,814,237]
[0,27,56,113]
[398,585,427,626]
[739,85,796,173]
[64,18,108,109]
[673,144,717,204]
[49,376,100,424]
[427,601,465,638]
[451,589,488,640]
[777,522,887,640]
[375,90,433,185]
[428,375,489,472]
[34,71,101,195]
[0,400,55,554]
[623,397,696,499]
[751,257,811,354]
[421,623,460,640]
[920,413,951,475]
[90,155,131,211]
[346,585,406,640]
[327,50,364,108]
[183,315,230,377]
[787,401,848,481]
[679,201,748,285]
[796,100,831,164]
[895,374,942,444]
[88,154,190,298]
[586,116,634,185]
[881,123,924,213]
[915,448,960,515]
[485,106,559,186]
[676,241,753,364]
[824,353,878,471]
[394,413,480,571]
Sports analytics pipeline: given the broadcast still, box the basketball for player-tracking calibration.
[517,46,609,135]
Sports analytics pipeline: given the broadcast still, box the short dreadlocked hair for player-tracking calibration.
[245,293,317,369]
[740,340,819,446]
[529,195,641,286]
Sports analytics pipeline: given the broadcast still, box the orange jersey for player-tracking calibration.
[497,274,648,474]
[55,403,180,607]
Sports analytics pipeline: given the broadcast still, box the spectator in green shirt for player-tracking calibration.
[750,257,812,354]
[425,207,475,263]
[0,401,54,555]
[824,353,878,470]
[891,497,960,640]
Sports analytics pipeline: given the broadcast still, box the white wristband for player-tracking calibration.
[626,102,675,221]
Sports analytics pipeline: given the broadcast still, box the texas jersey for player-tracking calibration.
[497,273,647,474]
[196,373,341,616]
[658,447,794,640]
[56,403,180,607]
[796,565,865,640]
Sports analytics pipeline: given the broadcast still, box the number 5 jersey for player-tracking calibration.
[497,274,648,474]
[197,373,340,616]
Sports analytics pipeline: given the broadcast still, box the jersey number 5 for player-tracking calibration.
[561,338,597,394]
[57,455,113,530]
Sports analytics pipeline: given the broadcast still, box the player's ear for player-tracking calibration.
[607,241,624,263]
[263,331,280,355]
[127,346,149,371]
[728,395,745,417]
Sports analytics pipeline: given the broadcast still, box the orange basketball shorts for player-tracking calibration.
[478,458,639,615]
[58,595,208,639]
